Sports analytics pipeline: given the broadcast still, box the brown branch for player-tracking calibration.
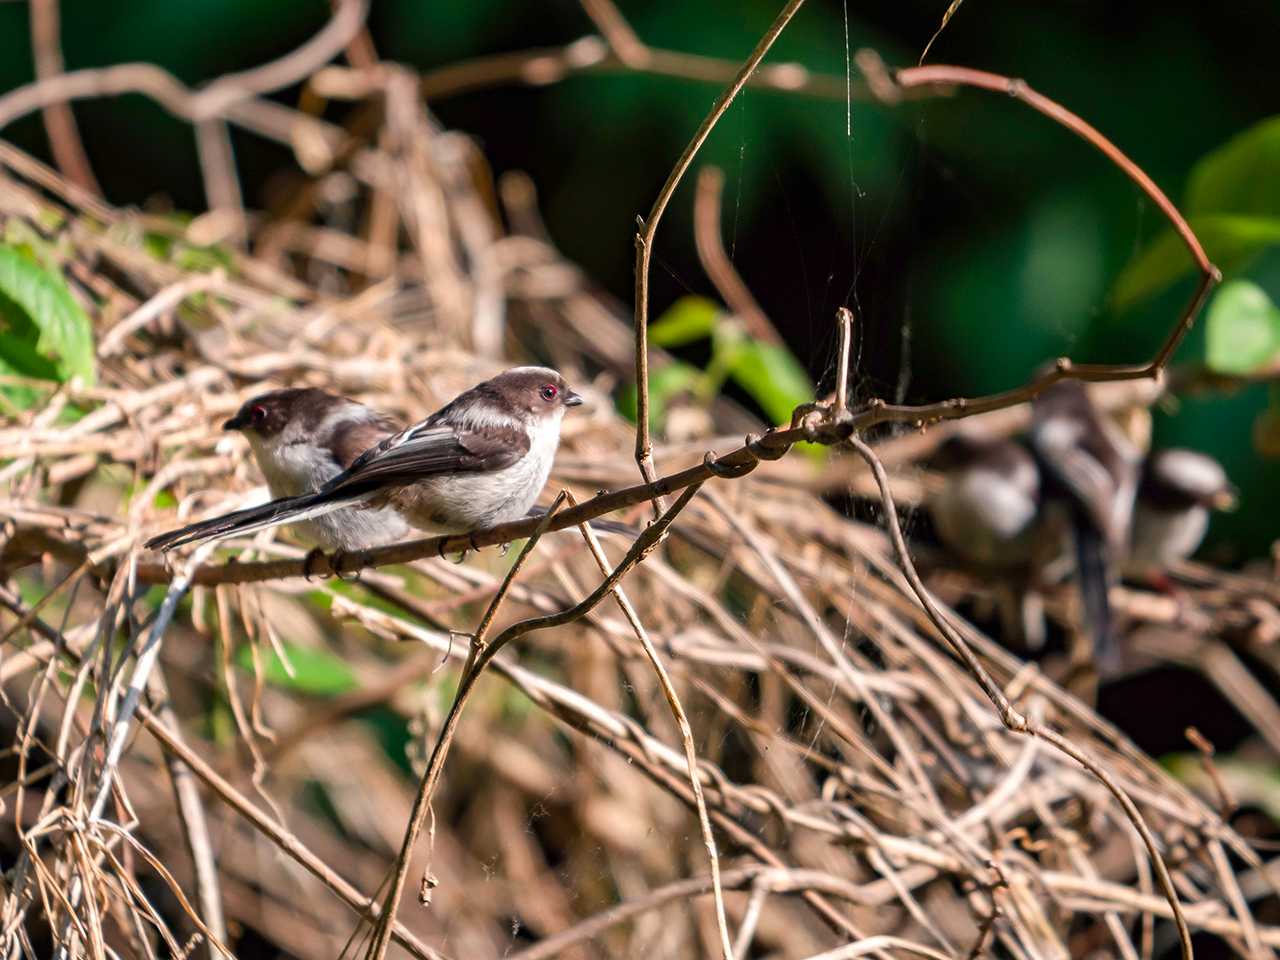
[693,166,781,345]
[28,0,100,195]
[149,667,228,960]
[633,0,809,494]
[332,0,380,69]
[360,491,713,960]
[843,433,1195,959]
[417,38,856,103]
[194,120,246,246]
[570,494,733,958]
[363,494,568,960]
[577,0,649,68]
[0,0,367,135]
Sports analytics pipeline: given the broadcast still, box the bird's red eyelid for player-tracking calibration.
[541,384,558,398]
[250,405,267,421]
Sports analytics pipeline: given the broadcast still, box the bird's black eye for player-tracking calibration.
[540,384,558,402]
[250,405,267,424]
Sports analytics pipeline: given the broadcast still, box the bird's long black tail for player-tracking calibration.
[1072,517,1119,672]
[145,491,356,552]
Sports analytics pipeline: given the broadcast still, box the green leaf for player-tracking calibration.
[648,296,721,348]
[0,245,95,385]
[1205,280,1280,374]
[0,353,40,413]
[1187,115,1280,218]
[1112,214,1280,310]
[727,342,813,425]
[616,361,701,426]
[236,642,357,697]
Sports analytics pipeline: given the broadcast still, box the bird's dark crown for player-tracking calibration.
[1140,448,1233,509]
[223,387,345,438]
[451,367,583,419]
[932,432,1027,473]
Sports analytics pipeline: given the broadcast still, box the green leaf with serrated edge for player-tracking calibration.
[1204,280,1280,374]
[728,341,813,425]
[1187,115,1280,218]
[1112,215,1280,310]
[236,642,357,697]
[648,296,721,348]
[0,245,94,385]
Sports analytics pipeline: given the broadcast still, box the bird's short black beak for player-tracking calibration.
[222,413,248,431]
[564,390,584,407]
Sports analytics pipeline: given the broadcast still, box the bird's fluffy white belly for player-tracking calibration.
[398,429,556,533]
[253,435,408,549]
[1126,503,1207,574]
[931,469,1037,568]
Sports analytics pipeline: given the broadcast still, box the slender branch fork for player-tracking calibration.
[363,485,704,960]
[632,0,809,493]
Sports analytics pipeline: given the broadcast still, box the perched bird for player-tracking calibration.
[214,387,410,551]
[1029,379,1140,669]
[928,432,1041,570]
[1125,448,1235,579]
[927,431,1047,647]
[147,367,582,553]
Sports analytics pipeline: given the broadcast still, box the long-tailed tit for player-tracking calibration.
[1029,378,1140,669]
[928,432,1041,569]
[1125,448,1235,578]
[147,367,582,553]
[928,431,1047,647]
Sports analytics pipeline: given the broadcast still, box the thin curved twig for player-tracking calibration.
[363,486,702,960]
[571,495,733,958]
[693,166,781,345]
[0,0,367,130]
[875,55,1218,373]
[362,493,567,960]
[417,37,855,103]
[633,0,809,493]
[29,0,99,195]
[844,432,1194,959]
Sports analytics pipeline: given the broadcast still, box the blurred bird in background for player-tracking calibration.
[215,387,411,551]
[1028,378,1140,671]
[927,429,1048,648]
[1125,448,1237,583]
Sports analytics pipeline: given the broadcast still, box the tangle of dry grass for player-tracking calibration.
[2,3,1279,959]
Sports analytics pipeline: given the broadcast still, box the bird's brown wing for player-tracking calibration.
[1030,415,1139,556]
[323,421,529,496]
[328,414,401,471]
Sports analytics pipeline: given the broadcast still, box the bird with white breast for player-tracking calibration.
[147,367,583,553]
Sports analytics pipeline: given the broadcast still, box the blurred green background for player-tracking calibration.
[2,0,1278,559]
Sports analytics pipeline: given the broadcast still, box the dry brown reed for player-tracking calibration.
[1,2,1279,958]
